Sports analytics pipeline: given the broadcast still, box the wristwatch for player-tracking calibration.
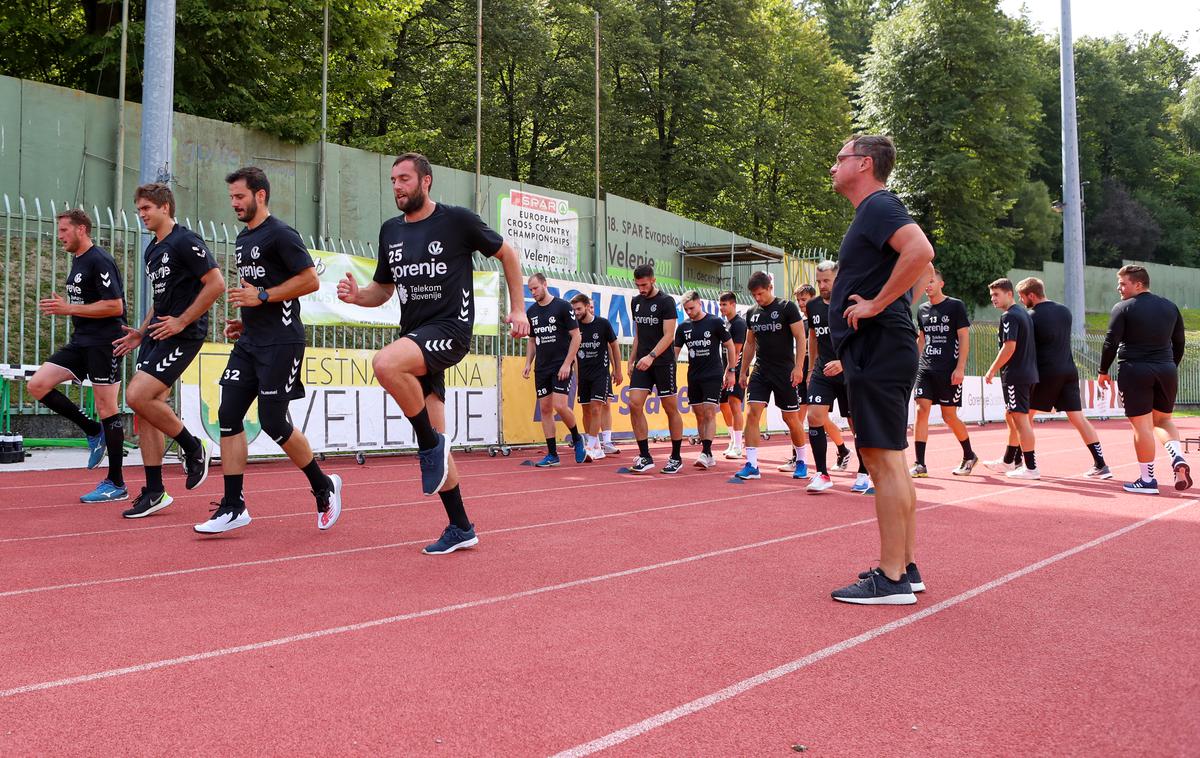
[256,286,269,303]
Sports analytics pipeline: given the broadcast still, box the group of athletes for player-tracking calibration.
[28,136,1193,603]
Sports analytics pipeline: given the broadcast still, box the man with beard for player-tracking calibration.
[195,166,343,534]
[570,293,621,460]
[338,153,529,554]
[804,261,857,493]
[524,273,583,466]
[673,291,736,469]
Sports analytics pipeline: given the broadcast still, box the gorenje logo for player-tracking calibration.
[392,260,448,279]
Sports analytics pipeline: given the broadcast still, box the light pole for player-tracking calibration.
[1059,0,1086,336]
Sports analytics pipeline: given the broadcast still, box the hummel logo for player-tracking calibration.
[458,288,470,322]
[425,339,453,351]
[281,299,294,326]
[285,358,300,393]
[155,347,184,372]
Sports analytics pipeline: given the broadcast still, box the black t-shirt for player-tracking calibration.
[1029,300,1077,377]
[830,190,919,350]
[527,296,578,373]
[373,203,504,336]
[917,296,970,373]
[806,297,837,369]
[725,313,748,375]
[65,246,126,346]
[998,304,1038,384]
[144,224,220,342]
[577,316,617,378]
[1100,291,1186,371]
[747,298,802,372]
[631,289,678,366]
[235,215,314,346]
[674,313,730,381]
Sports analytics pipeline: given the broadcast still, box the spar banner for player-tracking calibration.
[180,343,498,456]
[300,249,500,335]
[499,189,579,272]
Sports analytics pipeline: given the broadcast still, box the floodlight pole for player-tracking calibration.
[113,0,130,215]
[475,0,483,214]
[138,0,176,320]
[594,10,601,274]
[319,0,329,245]
[1060,0,1086,336]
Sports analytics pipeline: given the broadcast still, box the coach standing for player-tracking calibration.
[828,135,935,605]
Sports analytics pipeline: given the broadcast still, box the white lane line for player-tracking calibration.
[550,498,1199,758]
[0,474,1137,696]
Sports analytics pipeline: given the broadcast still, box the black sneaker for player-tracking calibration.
[660,457,683,474]
[629,456,654,474]
[859,562,924,593]
[834,448,852,471]
[833,567,916,605]
[182,439,211,490]
[1123,477,1159,495]
[122,488,174,519]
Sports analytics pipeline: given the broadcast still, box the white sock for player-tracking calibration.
[732,430,743,447]
[1165,440,1183,461]
[586,435,596,448]
[1140,462,1155,481]
[747,447,758,467]
[794,444,807,464]
[601,430,612,444]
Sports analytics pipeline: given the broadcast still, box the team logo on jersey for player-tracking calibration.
[771,311,778,320]
[251,246,261,261]
[397,283,409,304]
[650,303,657,312]
[942,315,949,323]
[549,316,556,324]
[314,258,327,275]
[74,273,83,283]
[161,251,170,264]
[428,240,443,256]
[704,331,711,338]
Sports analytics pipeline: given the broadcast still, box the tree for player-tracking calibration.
[805,0,906,68]
[1088,179,1161,266]
[1007,180,1060,268]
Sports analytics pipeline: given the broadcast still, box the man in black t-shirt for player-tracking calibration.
[1016,277,1111,479]
[804,261,857,494]
[523,274,583,466]
[571,293,622,461]
[195,166,342,536]
[626,264,684,475]
[1097,265,1190,494]
[718,292,747,459]
[113,183,225,519]
[912,268,977,478]
[983,278,1041,481]
[734,271,808,482]
[674,291,735,470]
[28,208,128,503]
[339,153,530,553]
[827,135,934,606]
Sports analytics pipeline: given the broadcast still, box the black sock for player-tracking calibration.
[1003,445,1020,464]
[223,474,244,510]
[671,439,682,459]
[837,443,850,458]
[1023,450,1037,470]
[439,485,472,531]
[41,389,102,436]
[1087,442,1105,467]
[702,439,712,455]
[858,455,868,475]
[145,465,164,494]
[960,437,974,459]
[301,457,331,492]
[637,438,650,458]
[569,425,581,445]
[809,427,828,474]
[915,441,927,466]
[546,437,558,457]
[102,415,124,486]
[173,426,201,456]
[406,407,440,450]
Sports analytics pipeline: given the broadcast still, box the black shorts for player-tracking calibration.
[46,340,121,385]
[1117,362,1178,417]
[687,375,723,407]
[535,367,572,398]
[220,341,305,400]
[578,373,612,404]
[629,361,677,397]
[840,324,918,450]
[135,336,204,387]
[1001,381,1032,414]
[405,320,471,402]
[808,370,850,417]
[747,367,802,412]
[1030,372,1082,413]
[915,369,963,407]
[720,379,744,404]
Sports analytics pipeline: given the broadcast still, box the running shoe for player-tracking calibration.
[194,499,251,534]
[1006,466,1041,480]
[601,442,621,455]
[316,474,343,530]
[850,474,872,494]
[1123,477,1159,495]
[629,456,655,474]
[694,453,716,469]
[833,448,852,471]
[1174,459,1193,491]
[831,567,916,605]
[734,463,761,480]
[182,438,211,490]
[122,488,173,519]
[863,485,876,496]
[80,479,129,503]
[85,429,106,469]
[724,446,745,459]
[573,436,587,464]
[806,473,833,493]
[1083,464,1113,479]
[418,432,450,495]
[952,455,979,476]
[859,562,925,593]
[909,463,928,478]
[589,446,606,461]
[661,457,683,474]
[777,455,796,472]
[535,454,561,468]
[792,460,808,479]
[984,458,1017,474]
[422,523,478,554]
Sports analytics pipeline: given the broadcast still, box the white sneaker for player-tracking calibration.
[778,457,797,472]
[807,473,834,493]
[590,446,606,461]
[1006,466,1041,480]
[985,459,1017,473]
[194,501,252,534]
[317,474,343,530]
[601,442,620,455]
[694,453,716,469]
[723,445,745,459]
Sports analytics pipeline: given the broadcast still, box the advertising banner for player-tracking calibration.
[180,343,498,456]
[499,189,579,272]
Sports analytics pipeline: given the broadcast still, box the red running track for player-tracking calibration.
[0,419,1196,756]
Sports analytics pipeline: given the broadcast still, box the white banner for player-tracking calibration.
[499,189,579,272]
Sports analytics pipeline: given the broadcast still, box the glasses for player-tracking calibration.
[834,153,871,162]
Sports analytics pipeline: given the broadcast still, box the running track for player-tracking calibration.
[1,419,1196,756]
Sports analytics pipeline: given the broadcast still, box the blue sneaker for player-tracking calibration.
[1123,477,1159,495]
[574,436,586,464]
[535,454,561,468]
[850,475,871,494]
[80,479,129,503]
[86,429,106,469]
[793,461,809,479]
[417,433,450,496]
[734,463,761,480]
[422,523,479,554]
[864,486,876,496]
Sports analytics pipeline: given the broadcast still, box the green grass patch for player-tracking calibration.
[1085,308,1200,339]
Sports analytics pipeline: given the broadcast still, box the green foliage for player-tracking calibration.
[1007,180,1060,268]
[934,240,1014,306]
